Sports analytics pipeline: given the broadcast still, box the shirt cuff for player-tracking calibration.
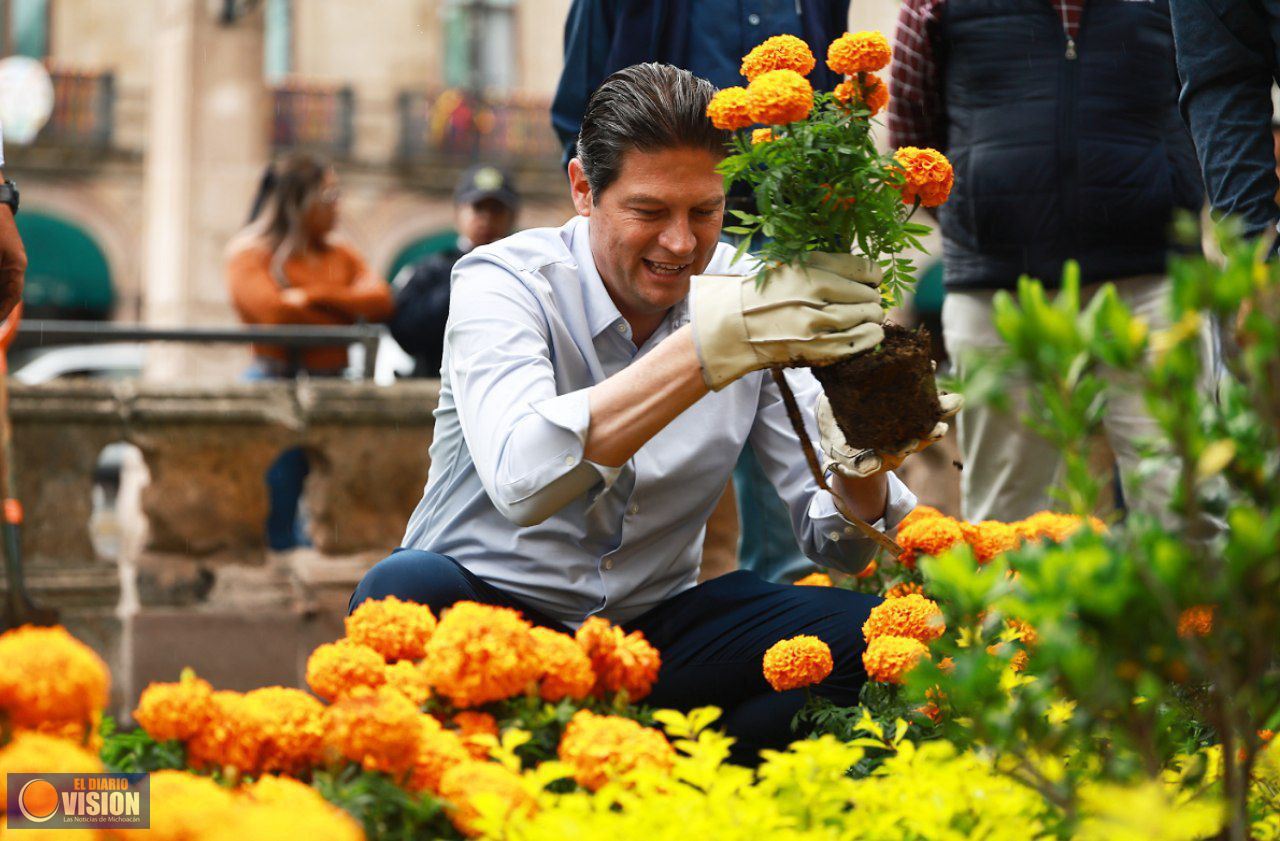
[529,389,621,493]
[807,471,918,534]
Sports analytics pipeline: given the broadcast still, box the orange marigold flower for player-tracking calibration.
[422,602,540,708]
[0,625,109,733]
[243,686,326,776]
[345,595,437,661]
[885,581,924,599]
[893,146,954,208]
[438,761,537,838]
[706,86,753,130]
[1178,605,1215,639]
[558,710,676,792]
[305,639,386,702]
[1016,511,1106,544]
[827,30,892,75]
[751,127,775,144]
[794,572,833,587]
[898,505,944,531]
[856,559,879,579]
[1006,618,1039,647]
[407,715,472,795]
[740,34,816,81]
[863,635,930,684]
[0,732,102,812]
[762,635,834,691]
[227,775,365,841]
[963,520,1022,563]
[1011,650,1031,672]
[575,617,662,702]
[324,685,422,775]
[133,670,213,744]
[530,627,595,703]
[834,73,888,116]
[897,515,966,568]
[863,593,945,644]
[111,770,235,841]
[453,711,500,760]
[16,712,104,753]
[185,690,259,773]
[746,69,814,125]
[384,659,432,706]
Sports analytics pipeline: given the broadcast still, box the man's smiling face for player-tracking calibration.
[571,145,726,323]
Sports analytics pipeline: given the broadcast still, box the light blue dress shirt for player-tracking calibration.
[402,216,916,626]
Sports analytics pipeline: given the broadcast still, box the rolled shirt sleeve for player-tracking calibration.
[445,253,619,527]
[747,367,917,576]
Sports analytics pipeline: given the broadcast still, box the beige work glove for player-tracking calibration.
[690,252,885,390]
[817,387,964,479]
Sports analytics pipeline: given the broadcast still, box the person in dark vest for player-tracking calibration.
[888,0,1212,523]
[551,0,853,585]
[388,165,520,378]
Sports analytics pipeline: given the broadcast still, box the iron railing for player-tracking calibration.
[397,89,559,165]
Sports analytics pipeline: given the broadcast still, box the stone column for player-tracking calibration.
[140,0,269,382]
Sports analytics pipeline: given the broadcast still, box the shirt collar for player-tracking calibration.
[566,215,690,339]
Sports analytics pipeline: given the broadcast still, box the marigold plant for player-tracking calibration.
[557,710,676,792]
[863,635,930,684]
[793,572,833,587]
[575,617,661,702]
[897,515,967,568]
[305,640,387,702]
[323,685,422,775]
[740,34,816,80]
[421,601,541,708]
[0,732,102,812]
[437,760,537,838]
[345,595,437,661]
[383,659,432,706]
[750,127,774,144]
[862,593,946,644]
[0,625,109,733]
[706,86,752,131]
[826,30,891,75]
[406,714,471,796]
[762,635,834,691]
[133,670,213,744]
[745,69,813,126]
[529,626,595,703]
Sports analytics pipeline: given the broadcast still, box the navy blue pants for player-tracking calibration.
[350,550,881,763]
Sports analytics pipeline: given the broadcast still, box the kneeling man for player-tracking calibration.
[352,63,953,762]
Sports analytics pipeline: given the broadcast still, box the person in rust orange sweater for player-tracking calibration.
[228,152,392,375]
[227,152,393,549]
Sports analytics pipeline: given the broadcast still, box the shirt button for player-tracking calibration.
[844,526,856,536]
[615,323,627,333]
[747,12,760,24]
[604,558,614,570]
[828,530,841,541]
[563,455,577,466]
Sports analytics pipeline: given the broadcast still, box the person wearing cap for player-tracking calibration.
[389,165,520,378]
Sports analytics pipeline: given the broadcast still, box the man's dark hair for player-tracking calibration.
[576,63,730,197]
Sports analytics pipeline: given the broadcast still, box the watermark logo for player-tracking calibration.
[6,773,149,830]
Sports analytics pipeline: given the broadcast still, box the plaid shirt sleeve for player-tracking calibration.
[888,0,948,152]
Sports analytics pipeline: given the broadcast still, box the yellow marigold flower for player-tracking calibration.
[897,504,944,531]
[557,710,676,792]
[453,711,500,760]
[794,572,833,587]
[1015,511,1106,543]
[422,601,540,708]
[893,146,954,208]
[0,625,109,733]
[110,770,236,841]
[897,515,966,568]
[530,626,595,703]
[741,34,816,81]
[863,635,930,684]
[1178,605,1215,639]
[762,635,834,691]
[133,670,213,743]
[746,69,814,125]
[575,617,662,702]
[827,30,892,75]
[305,639,386,702]
[243,686,326,776]
[862,593,946,644]
[323,685,421,775]
[706,86,753,130]
[384,659,432,706]
[885,581,924,599]
[751,127,775,144]
[408,715,472,796]
[834,73,888,116]
[345,595,437,661]
[438,761,537,838]
[0,732,102,813]
[216,775,365,841]
[962,520,1023,564]
[15,712,104,753]
[1006,618,1039,647]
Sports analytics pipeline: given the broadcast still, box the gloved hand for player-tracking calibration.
[817,387,964,479]
[690,252,884,390]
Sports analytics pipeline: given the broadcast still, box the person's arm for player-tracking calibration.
[304,246,395,322]
[388,261,451,359]
[226,247,345,325]
[745,368,916,576]
[887,0,948,152]
[0,168,25,322]
[550,0,613,161]
[1171,0,1279,237]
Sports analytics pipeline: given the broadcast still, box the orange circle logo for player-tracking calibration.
[18,779,59,822]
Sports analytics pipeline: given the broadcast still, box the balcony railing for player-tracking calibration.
[37,69,115,149]
[397,89,560,165]
[271,82,355,159]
